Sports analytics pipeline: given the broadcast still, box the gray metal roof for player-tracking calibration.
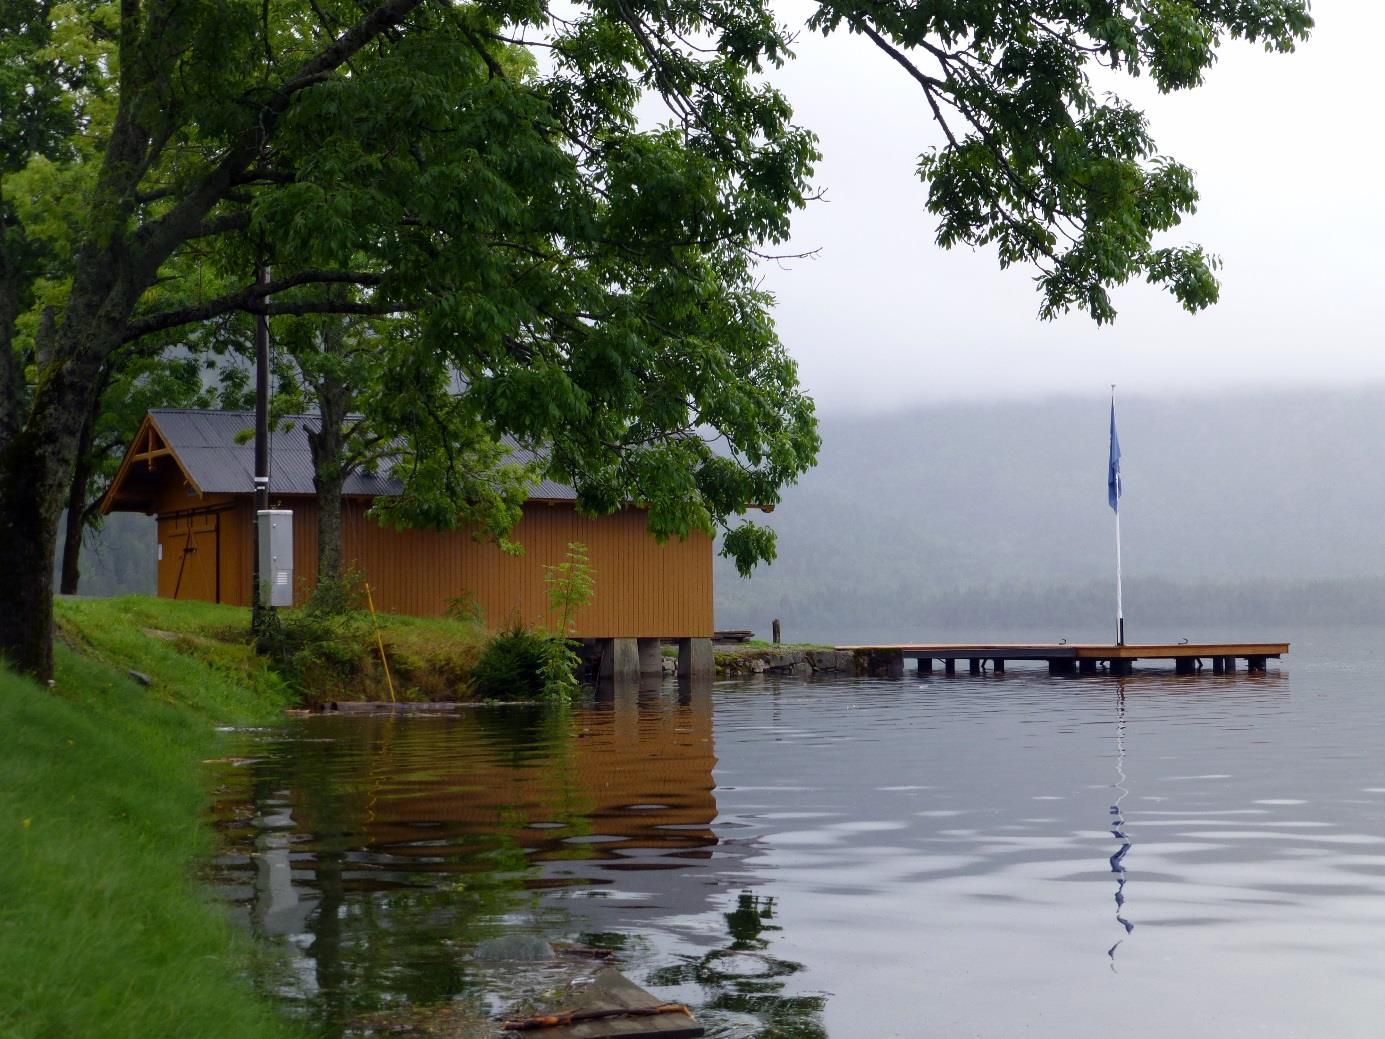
[147,409,575,501]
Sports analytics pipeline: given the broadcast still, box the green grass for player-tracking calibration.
[0,600,302,1039]
[55,595,489,703]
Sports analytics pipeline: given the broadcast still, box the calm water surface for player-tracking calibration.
[211,628,1385,1037]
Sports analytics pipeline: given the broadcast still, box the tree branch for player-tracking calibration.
[132,0,429,282]
[850,18,958,148]
[121,270,386,342]
[261,299,401,318]
[188,210,252,240]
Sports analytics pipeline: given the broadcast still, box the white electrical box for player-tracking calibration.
[257,509,294,607]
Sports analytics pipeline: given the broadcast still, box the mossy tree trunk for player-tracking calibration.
[307,373,350,590]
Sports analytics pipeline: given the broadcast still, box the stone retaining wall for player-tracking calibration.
[712,647,857,677]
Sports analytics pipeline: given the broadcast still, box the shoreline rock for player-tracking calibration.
[712,647,857,676]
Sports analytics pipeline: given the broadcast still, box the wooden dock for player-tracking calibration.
[836,642,1289,678]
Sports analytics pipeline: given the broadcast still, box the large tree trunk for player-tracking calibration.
[307,370,351,591]
[0,466,62,680]
[0,241,143,678]
[0,384,100,680]
[58,405,99,595]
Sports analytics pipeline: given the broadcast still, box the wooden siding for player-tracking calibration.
[137,453,714,635]
[295,499,713,638]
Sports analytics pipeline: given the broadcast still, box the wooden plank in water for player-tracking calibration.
[503,968,704,1039]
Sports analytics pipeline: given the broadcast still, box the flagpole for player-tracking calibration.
[1115,498,1125,646]
[1110,385,1125,646]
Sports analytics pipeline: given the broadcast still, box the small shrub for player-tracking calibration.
[446,591,485,626]
[258,575,374,700]
[470,623,553,701]
[544,542,594,634]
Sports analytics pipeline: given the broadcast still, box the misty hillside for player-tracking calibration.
[714,388,1385,640]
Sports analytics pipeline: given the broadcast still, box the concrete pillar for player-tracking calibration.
[1224,656,1237,673]
[599,638,639,681]
[991,658,1005,674]
[677,637,714,679]
[1079,659,1098,675]
[1247,656,1267,672]
[1111,659,1134,677]
[1048,658,1076,675]
[637,637,663,675]
[1175,657,1195,675]
[918,657,933,674]
[944,659,956,676]
[1212,656,1225,674]
[968,658,981,675]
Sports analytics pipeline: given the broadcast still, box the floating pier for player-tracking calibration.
[836,642,1289,678]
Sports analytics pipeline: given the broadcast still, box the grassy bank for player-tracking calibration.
[56,595,488,703]
[1,601,301,1039]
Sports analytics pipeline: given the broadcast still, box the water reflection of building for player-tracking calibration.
[209,684,739,1031]
[351,683,721,871]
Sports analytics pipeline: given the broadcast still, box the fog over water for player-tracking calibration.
[716,388,1385,642]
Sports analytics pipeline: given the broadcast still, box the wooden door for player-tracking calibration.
[157,512,220,602]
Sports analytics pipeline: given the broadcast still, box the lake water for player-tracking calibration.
[210,628,1385,1037]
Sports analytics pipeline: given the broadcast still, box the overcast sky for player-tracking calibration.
[756,1,1384,413]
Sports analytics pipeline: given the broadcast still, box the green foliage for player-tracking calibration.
[257,577,374,700]
[461,541,597,703]
[538,635,583,702]
[814,0,1314,325]
[544,541,596,634]
[446,590,486,627]
[470,622,555,702]
[0,0,1314,679]
[538,541,597,700]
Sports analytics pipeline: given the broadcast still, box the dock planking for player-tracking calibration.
[836,642,1289,677]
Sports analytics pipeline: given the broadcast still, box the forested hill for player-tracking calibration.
[714,388,1385,642]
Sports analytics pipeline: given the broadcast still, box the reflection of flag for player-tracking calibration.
[1108,402,1122,513]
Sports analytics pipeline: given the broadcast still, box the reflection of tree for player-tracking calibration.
[216,718,541,1036]
[649,893,828,1039]
[212,691,719,1037]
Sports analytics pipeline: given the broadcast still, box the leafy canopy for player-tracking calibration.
[1,0,1312,573]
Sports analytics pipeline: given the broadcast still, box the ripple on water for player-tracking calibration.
[208,646,1385,1039]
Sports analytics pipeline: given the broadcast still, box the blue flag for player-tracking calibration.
[1108,401,1122,513]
